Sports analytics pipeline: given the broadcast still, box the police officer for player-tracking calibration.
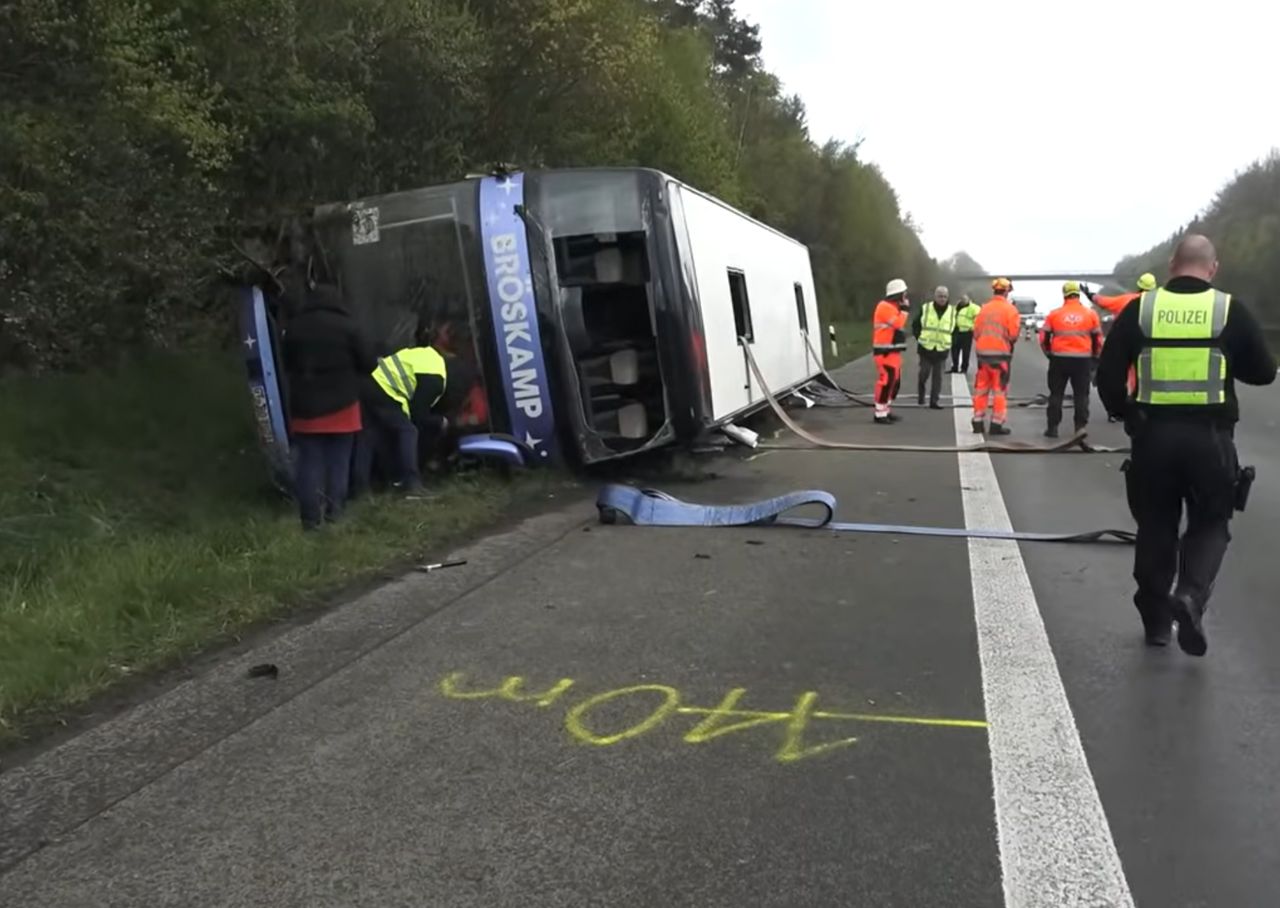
[1097,234,1276,654]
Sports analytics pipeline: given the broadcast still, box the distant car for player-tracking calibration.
[1018,313,1041,339]
[1011,296,1038,338]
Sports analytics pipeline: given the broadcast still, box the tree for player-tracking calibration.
[938,251,992,301]
[0,0,947,368]
[1113,151,1280,324]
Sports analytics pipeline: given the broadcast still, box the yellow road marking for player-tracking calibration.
[439,671,987,764]
[564,684,681,746]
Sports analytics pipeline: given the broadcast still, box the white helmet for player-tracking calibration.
[885,278,908,296]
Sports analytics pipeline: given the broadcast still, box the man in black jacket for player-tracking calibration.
[1097,234,1275,654]
[280,284,376,529]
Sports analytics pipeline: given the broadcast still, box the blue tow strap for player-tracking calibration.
[595,485,1136,545]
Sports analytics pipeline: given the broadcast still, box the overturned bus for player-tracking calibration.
[240,168,824,482]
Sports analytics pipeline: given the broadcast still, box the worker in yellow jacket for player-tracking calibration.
[355,341,449,493]
[949,294,978,374]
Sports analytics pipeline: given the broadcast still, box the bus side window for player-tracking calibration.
[728,269,754,345]
[794,282,808,334]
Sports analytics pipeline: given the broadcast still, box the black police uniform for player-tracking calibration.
[1097,276,1276,652]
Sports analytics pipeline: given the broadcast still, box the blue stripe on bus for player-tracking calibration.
[478,174,560,462]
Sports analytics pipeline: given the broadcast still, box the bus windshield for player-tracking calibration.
[310,181,485,357]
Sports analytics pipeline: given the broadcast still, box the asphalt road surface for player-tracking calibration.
[2,342,1278,907]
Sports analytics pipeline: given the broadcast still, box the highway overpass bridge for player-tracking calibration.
[952,271,1121,284]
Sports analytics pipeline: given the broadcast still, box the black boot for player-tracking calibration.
[1143,618,1173,647]
[1140,608,1173,647]
[1170,591,1207,657]
[929,401,944,410]
[970,418,985,434]
[989,423,1012,436]
[1044,426,1060,439]
[1135,592,1173,647]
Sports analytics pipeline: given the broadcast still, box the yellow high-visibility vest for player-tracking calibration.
[955,303,977,333]
[1135,288,1231,406]
[919,304,956,352]
[372,346,447,416]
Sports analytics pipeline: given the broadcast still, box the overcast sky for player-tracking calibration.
[734,0,1280,274]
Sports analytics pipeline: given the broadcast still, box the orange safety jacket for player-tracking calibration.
[872,299,908,353]
[974,295,1021,359]
[1092,292,1139,316]
[1091,292,1140,391]
[1039,298,1103,358]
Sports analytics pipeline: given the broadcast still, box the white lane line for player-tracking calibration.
[951,373,1134,908]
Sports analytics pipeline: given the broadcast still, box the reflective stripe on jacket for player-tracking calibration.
[1039,299,1103,358]
[919,303,956,352]
[1135,288,1231,406]
[873,299,908,353]
[973,296,1021,359]
[372,346,448,416]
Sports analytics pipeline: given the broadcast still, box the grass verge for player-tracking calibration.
[0,351,553,742]
[823,320,871,370]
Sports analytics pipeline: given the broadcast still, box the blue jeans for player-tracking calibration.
[355,393,421,490]
[293,433,356,529]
